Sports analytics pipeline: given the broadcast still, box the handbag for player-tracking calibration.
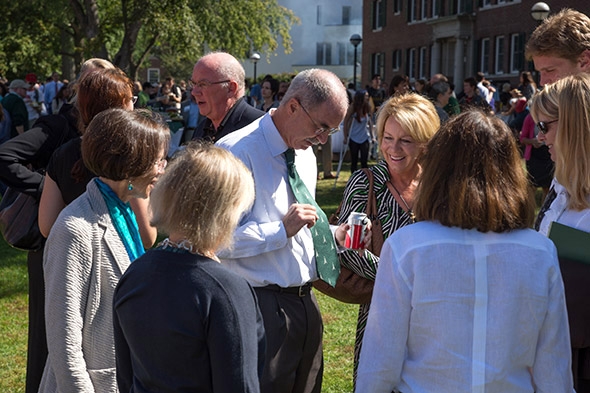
[0,187,45,251]
[314,168,384,304]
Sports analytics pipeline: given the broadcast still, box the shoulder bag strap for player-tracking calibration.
[362,168,385,256]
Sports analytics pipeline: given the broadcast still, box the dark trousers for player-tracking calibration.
[25,249,47,393]
[349,140,369,174]
[254,286,323,393]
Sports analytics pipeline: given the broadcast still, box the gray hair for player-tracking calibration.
[282,68,348,113]
[429,81,450,101]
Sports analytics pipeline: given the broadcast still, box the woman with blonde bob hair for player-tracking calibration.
[356,110,573,392]
[332,92,439,385]
[113,143,265,393]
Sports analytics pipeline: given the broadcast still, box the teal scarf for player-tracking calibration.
[95,178,145,261]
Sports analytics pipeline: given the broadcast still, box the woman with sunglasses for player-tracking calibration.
[530,73,590,235]
[530,73,590,392]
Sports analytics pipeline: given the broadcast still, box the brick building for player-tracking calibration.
[362,0,590,92]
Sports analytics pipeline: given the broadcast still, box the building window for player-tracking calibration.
[317,5,322,25]
[510,33,526,73]
[317,43,332,65]
[371,52,385,81]
[432,0,441,17]
[495,36,505,74]
[408,0,417,22]
[482,0,492,6]
[392,49,402,71]
[407,48,416,79]
[480,38,490,74]
[147,68,160,84]
[450,0,473,15]
[342,6,351,25]
[419,47,427,78]
[372,0,386,30]
[393,0,402,14]
[338,42,355,65]
[421,0,427,19]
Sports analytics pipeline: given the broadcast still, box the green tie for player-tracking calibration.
[284,148,340,287]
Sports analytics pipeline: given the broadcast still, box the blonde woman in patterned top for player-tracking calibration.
[337,92,439,385]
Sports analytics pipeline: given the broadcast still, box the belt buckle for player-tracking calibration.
[298,284,307,297]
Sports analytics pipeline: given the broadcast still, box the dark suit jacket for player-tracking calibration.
[192,97,264,142]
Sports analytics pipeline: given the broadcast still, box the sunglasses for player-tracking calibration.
[537,119,558,134]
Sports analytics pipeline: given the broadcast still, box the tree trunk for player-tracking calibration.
[69,0,109,60]
[60,29,76,81]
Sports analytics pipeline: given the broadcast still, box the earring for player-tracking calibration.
[128,181,133,191]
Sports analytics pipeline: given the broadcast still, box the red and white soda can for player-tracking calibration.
[345,212,369,249]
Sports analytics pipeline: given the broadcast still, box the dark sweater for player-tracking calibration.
[0,104,78,198]
[113,248,266,393]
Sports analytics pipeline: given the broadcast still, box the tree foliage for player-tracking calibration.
[0,0,298,81]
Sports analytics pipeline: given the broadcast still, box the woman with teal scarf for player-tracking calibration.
[40,108,169,393]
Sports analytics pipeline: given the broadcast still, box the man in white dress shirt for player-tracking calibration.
[217,68,348,393]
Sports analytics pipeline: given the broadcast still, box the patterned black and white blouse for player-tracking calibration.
[337,160,415,382]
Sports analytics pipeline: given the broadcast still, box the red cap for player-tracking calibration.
[25,73,38,83]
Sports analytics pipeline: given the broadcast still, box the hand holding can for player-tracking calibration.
[344,212,369,249]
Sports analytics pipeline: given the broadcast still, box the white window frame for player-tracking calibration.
[481,38,490,74]
[147,68,160,84]
[317,42,332,65]
[372,52,385,80]
[373,0,385,30]
[409,0,417,22]
[432,0,439,17]
[510,33,524,74]
[342,6,351,25]
[419,47,427,78]
[421,0,427,19]
[393,0,402,14]
[408,48,416,79]
[495,36,505,74]
[392,50,401,71]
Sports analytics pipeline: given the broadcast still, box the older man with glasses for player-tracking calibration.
[217,68,349,393]
[190,52,264,142]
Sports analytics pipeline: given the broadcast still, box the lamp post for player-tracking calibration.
[349,34,362,89]
[530,2,550,85]
[250,52,261,84]
[531,2,550,22]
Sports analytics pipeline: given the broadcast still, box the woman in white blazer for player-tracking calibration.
[39,108,169,393]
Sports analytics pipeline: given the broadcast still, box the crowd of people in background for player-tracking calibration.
[1,6,590,393]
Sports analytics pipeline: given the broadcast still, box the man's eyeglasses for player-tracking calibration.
[537,119,558,134]
[188,79,231,90]
[296,99,340,136]
[131,96,138,104]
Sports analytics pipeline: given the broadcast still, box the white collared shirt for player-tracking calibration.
[357,221,573,393]
[538,178,590,236]
[216,111,318,287]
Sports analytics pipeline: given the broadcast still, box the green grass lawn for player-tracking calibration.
[0,162,361,393]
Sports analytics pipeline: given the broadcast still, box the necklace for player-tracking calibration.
[387,180,416,223]
[157,238,218,261]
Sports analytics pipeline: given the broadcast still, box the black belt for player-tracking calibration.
[261,282,312,297]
